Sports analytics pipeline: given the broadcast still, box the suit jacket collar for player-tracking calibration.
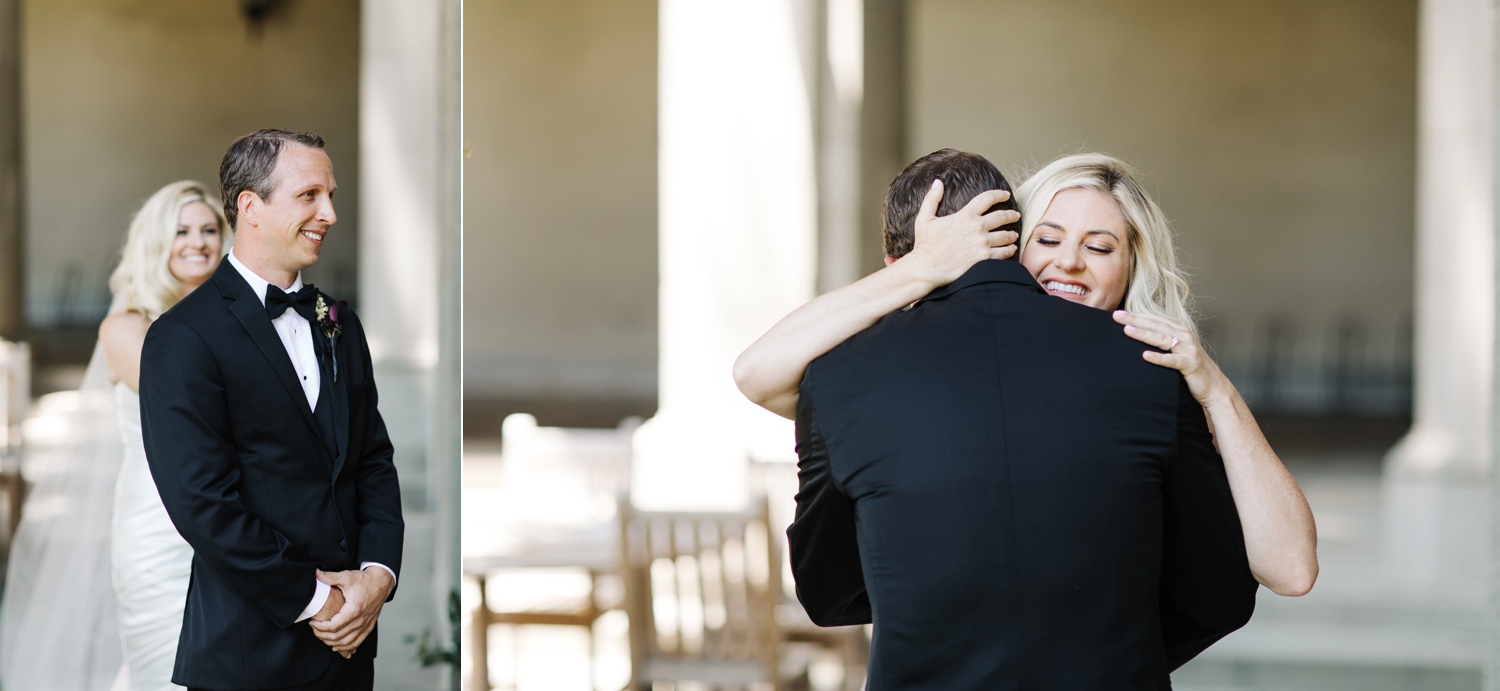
[917,259,1044,305]
[215,261,335,469]
[212,258,256,301]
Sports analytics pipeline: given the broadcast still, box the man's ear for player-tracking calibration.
[884,256,896,267]
[237,190,261,229]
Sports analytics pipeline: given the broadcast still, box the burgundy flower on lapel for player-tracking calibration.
[315,296,347,382]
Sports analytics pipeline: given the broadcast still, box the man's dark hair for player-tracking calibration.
[218,129,326,229]
[883,148,1020,259]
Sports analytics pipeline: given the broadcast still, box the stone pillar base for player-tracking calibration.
[1380,437,1488,599]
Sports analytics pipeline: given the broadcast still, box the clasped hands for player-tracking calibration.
[308,567,395,659]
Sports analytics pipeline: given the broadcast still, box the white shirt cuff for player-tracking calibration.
[361,562,397,584]
[295,578,332,623]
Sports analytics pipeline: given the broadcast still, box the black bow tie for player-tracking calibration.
[265,284,319,322]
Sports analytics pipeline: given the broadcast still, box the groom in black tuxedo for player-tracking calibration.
[140,129,403,691]
[788,150,1258,689]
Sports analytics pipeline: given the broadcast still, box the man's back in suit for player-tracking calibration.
[788,259,1256,690]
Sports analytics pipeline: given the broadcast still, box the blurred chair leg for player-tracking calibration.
[843,628,868,691]
[471,575,491,691]
[587,570,601,691]
[2,470,18,541]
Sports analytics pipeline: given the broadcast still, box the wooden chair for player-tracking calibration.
[750,459,869,691]
[619,497,784,691]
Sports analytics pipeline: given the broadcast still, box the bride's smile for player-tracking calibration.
[167,200,223,289]
[1022,187,1131,311]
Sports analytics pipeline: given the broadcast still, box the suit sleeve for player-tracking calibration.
[785,375,871,627]
[139,317,318,628]
[346,311,404,600]
[1160,377,1259,669]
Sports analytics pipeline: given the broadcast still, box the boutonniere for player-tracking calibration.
[316,296,347,382]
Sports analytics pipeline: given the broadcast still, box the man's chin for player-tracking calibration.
[296,248,323,269]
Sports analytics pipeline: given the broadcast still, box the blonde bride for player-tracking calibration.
[100,181,230,690]
[0,181,227,690]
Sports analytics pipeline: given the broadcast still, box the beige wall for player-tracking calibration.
[462,0,657,424]
[23,0,361,327]
[910,0,1417,412]
[457,0,1415,421]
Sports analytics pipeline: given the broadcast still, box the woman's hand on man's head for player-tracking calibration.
[894,179,1020,288]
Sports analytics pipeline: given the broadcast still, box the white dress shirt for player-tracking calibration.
[226,251,396,623]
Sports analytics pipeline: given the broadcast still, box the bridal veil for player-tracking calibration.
[0,337,125,689]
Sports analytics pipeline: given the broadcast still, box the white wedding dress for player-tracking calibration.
[110,381,192,691]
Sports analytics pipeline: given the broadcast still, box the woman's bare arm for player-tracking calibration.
[734,181,1020,418]
[735,261,956,418]
[1116,310,1318,597]
[99,311,150,392]
[1200,385,1318,596]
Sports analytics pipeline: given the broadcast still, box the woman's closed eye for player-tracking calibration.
[1034,236,1115,255]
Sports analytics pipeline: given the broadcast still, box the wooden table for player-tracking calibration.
[463,521,619,691]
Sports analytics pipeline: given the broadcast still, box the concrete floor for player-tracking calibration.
[1174,452,1483,691]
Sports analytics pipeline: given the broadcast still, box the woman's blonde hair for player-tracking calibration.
[1015,153,1197,338]
[107,181,231,321]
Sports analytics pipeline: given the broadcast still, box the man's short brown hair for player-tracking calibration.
[882,149,1020,259]
[218,129,326,229]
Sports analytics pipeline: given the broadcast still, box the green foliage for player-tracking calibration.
[404,588,461,669]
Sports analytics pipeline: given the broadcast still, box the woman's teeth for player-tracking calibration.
[301,230,323,242]
[1046,281,1089,296]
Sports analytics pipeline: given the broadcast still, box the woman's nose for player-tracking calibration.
[186,229,207,248]
[1055,243,1084,271]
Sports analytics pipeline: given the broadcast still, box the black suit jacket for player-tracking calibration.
[787,260,1256,690]
[140,261,404,690]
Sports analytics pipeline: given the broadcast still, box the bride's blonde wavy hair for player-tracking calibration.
[107,181,231,321]
[1015,153,1198,340]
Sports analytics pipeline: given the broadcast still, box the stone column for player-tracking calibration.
[360,0,461,686]
[432,2,462,689]
[857,0,906,275]
[0,0,18,338]
[813,0,905,289]
[1488,3,1500,688]
[633,0,818,510]
[815,0,864,293]
[1384,0,1494,594]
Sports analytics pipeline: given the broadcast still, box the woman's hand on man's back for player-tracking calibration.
[1114,310,1233,409]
